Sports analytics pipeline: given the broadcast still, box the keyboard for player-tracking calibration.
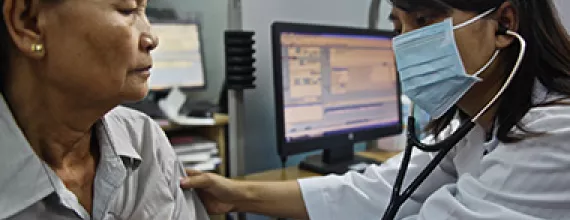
[121,100,166,119]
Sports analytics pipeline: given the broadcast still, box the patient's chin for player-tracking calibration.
[120,85,150,103]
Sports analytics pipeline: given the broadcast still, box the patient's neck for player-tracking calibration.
[4,68,106,169]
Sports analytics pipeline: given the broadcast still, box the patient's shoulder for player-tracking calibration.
[104,105,154,124]
[102,106,174,160]
[103,105,167,136]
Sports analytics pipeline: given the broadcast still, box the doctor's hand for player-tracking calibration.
[182,169,310,219]
[181,169,242,214]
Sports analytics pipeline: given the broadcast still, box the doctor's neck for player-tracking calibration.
[457,57,509,132]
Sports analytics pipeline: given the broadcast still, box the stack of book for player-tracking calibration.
[170,136,221,172]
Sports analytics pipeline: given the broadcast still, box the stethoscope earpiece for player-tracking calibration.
[496,24,509,36]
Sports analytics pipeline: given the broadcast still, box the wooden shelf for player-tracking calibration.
[159,114,229,177]
[159,113,229,131]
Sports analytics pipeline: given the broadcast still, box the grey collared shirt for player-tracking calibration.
[0,95,209,220]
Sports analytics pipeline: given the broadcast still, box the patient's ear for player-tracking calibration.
[3,0,47,58]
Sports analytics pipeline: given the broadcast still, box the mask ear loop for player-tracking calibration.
[454,8,497,30]
[472,28,527,122]
[472,50,501,78]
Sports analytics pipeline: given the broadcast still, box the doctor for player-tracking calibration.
[182,0,570,219]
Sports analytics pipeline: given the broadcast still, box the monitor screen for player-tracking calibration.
[148,22,206,90]
[278,31,400,143]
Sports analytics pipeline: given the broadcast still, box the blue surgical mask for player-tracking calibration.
[393,8,499,119]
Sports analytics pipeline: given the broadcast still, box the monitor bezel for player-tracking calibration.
[148,18,208,92]
[271,21,403,157]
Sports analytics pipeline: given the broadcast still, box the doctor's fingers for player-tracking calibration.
[185,169,204,177]
[181,169,214,189]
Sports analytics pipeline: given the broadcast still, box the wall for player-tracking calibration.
[554,0,570,31]
[148,0,228,102]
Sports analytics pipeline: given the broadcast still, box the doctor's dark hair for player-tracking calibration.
[390,0,570,142]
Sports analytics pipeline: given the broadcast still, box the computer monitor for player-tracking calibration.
[148,20,207,91]
[271,22,402,174]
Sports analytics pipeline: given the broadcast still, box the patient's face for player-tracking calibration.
[40,0,158,104]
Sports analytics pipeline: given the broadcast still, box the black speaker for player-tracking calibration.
[224,31,256,90]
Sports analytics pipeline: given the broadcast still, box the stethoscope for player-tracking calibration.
[381,28,527,220]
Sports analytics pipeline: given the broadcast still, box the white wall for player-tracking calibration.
[554,0,570,32]
[241,0,393,174]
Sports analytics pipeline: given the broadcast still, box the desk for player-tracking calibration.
[235,149,399,220]
[238,149,400,181]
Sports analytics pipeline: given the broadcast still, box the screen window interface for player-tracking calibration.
[149,23,205,89]
[280,32,399,142]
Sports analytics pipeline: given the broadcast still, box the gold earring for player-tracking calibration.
[31,44,44,53]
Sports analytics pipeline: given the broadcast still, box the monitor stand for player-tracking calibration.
[299,146,382,175]
[121,91,168,119]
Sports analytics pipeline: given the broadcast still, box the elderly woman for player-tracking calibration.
[0,0,208,219]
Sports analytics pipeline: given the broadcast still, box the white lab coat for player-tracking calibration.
[299,102,570,219]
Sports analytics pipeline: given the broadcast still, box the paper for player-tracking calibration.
[175,146,218,155]
[184,157,222,172]
[158,87,216,126]
[178,152,212,163]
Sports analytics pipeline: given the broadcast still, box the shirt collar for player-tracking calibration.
[96,116,142,169]
[0,94,141,217]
